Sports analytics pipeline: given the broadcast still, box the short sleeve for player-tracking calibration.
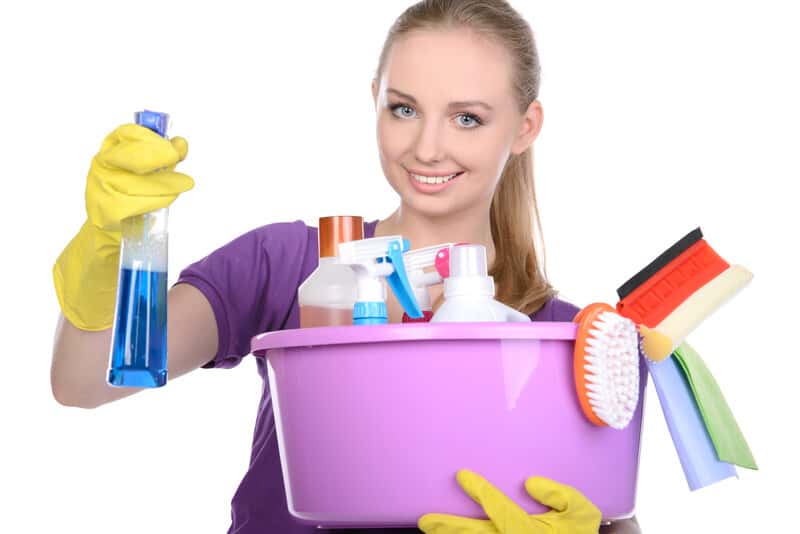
[174,220,316,369]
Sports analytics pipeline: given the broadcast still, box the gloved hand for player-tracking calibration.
[53,124,194,331]
[418,469,602,534]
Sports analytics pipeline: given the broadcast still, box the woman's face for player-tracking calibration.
[373,27,542,219]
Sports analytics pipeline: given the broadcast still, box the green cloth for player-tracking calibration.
[672,341,758,470]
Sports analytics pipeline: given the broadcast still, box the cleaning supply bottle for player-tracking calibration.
[336,236,423,324]
[430,244,531,323]
[108,110,172,388]
[298,216,364,327]
[401,243,455,323]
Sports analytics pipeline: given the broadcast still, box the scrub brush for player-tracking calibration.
[573,302,640,429]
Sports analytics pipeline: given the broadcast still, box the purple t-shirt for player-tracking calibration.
[176,219,580,534]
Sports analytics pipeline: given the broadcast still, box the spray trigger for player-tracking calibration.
[435,242,470,279]
[385,239,423,319]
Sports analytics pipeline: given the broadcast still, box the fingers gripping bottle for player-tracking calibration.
[107,110,171,388]
[298,216,364,327]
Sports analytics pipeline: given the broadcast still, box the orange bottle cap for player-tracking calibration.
[318,216,364,258]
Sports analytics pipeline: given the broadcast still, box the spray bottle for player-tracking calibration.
[401,243,455,323]
[336,236,423,324]
[298,216,364,327]
[430,244,531,323]
[107,110,171,388]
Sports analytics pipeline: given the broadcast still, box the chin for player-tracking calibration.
[402,194,469,220]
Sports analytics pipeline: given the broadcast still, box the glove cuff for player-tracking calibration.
[53,221,121,331]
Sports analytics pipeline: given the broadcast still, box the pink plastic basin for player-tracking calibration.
[251,322,647,529]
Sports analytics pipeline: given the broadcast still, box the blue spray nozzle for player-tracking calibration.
[338,236,423,324]
[384,238,423,319]
[135,110,169,137]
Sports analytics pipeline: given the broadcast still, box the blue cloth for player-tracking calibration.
[647,355,738,490]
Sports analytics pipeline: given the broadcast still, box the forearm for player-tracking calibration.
[50,283,219,409]
[50,314,142,408]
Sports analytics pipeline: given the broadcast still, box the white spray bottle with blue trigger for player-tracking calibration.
[336,236,423,324]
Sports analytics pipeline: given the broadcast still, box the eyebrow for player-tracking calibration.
[387,88,494,112]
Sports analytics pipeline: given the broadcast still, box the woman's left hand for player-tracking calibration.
[418,469,601,533]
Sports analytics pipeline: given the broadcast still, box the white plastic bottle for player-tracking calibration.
[298,216,363,327]
[430,244,531,323]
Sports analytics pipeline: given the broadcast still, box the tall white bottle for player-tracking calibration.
[430,244,531,323]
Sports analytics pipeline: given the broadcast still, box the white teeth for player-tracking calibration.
[410,172,459,184]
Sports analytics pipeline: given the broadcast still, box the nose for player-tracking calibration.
[413,118,447,164]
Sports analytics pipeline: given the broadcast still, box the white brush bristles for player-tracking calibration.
[581,311,640,429]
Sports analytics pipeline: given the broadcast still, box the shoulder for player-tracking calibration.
[220,220,318,263]
[529,294,581,322]
[237,219,315,248]
[251,220,319,279]
[180,219,318,282]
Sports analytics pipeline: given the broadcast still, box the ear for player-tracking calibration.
[372,79,379,109]
[511,100,544,155]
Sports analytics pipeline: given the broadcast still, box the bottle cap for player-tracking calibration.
[319,216,364,258]
[134,110,169,137]
[434,242,469,279]
[353,301,387,325]
[450,244,488,278]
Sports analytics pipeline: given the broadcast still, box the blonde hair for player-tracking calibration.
[375,0,557,315]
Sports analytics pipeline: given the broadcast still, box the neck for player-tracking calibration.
[374,204,496,268]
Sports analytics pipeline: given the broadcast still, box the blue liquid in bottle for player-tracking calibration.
[108,110,170,388]
[108,266,168,387]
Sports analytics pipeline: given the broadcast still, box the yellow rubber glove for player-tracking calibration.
[418,469,602,534]
[53,124,194,331]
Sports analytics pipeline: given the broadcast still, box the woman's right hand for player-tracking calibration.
[51,125,216,409]
[54,124,194,331]
[85,123,194,232]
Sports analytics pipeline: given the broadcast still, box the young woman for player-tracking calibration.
[51,1,642,532]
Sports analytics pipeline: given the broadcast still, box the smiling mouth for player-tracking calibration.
[407,170,464,185]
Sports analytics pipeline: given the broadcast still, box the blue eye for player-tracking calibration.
[389,102,483,129]
[390,104,417,119]
[457,113,482,128]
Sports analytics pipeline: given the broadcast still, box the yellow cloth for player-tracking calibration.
[418,469,601,534]
[53,124,193,330]
[637,324,673,362]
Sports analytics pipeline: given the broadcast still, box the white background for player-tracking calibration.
[1,1,798,532]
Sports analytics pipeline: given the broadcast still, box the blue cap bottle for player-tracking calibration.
[107,110,171,388]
